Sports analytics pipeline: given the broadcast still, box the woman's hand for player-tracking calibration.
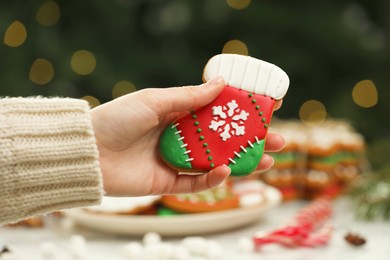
[91,77,285,196]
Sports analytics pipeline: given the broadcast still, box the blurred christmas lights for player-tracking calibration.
[81,95,100,108]
[71,50,96,76]
[3,21,27,47]
[226,0,251,10]
[36,1,61,26]
[112,80,136,99]
[29,58,54,85]
[299,100,327,126]
[222,39,248,55]
[352,80,378,108]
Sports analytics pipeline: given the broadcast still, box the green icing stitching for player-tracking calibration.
[159,123,192,169]
[228,139,265,177]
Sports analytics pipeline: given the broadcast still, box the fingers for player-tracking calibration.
[166,131,284,194]
[149,76,225,116]
[255,154,275,172]
[169,165,231,194]
[274,100,283,111]
[167,135,282,193]
[170,153,275,194]
[264,132,286,152]
[256,132,285,171]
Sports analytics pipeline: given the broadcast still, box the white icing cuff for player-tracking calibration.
[203,54,289,100]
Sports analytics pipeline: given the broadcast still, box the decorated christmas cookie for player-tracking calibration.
[161,185,239,213]
[85,196,161,215]
[159,54,289,176]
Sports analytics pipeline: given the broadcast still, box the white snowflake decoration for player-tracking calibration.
[209,100,249,141]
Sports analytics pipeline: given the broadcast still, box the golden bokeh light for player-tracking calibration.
[299,99,327,126]
[70,50,96,75]
[352,80,378,108]
[112,80,137,99]
[29,58,54,85]
[222,39,249,56]
[3,21,27,47]
[36,1,61,26]
[81,95,100,108]
[226,0,251,10]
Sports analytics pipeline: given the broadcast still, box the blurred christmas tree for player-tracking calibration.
[0,1,389,142]
[348,138,390,220]
[1,1,389,218]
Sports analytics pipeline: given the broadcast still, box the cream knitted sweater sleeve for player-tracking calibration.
[0,97,103,225]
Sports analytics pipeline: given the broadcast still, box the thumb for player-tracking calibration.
[151,76,225,115]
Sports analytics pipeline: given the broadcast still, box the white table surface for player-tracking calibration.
[1,198,390,260]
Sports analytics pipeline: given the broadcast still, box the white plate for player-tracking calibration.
[65,186,281,236]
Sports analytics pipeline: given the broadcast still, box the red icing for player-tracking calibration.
[176,85,275,171]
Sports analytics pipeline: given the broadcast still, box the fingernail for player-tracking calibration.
[206,76,224,87]
[269,156,275,168]
[222,164,231,173]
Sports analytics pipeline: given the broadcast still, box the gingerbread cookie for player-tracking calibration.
[85,196,161,215]
[161,185,239,213]
[232,179,269,208]
[159,54,289,176]
[261,120,308,200]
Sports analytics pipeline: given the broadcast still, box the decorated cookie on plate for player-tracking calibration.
[161,185,239,213]
[232,179,281,208]
[159,54,289,176]
[85,196,161,215]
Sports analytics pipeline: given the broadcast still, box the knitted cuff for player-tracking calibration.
[0,97,103,224]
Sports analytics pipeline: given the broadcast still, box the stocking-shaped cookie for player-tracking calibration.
[159,54,289,176]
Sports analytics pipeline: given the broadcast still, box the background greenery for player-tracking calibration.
[1,0,389,144]
[1,0,389,220]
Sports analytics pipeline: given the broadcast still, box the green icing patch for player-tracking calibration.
[157,206,180,217]
[159,123,192,169]
[271,152,298,163]
[309,151,363,165]
[228,139,265,177]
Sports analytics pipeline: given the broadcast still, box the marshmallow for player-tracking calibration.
[143,243,173,260]
[40,241,59,259]
[171,245,191,260]
[142,232,162,246]
[238,236,255,253]
[204,240,223,258]
[69,235,88,259]
[121,242,143,259]
[181,236,207,255]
